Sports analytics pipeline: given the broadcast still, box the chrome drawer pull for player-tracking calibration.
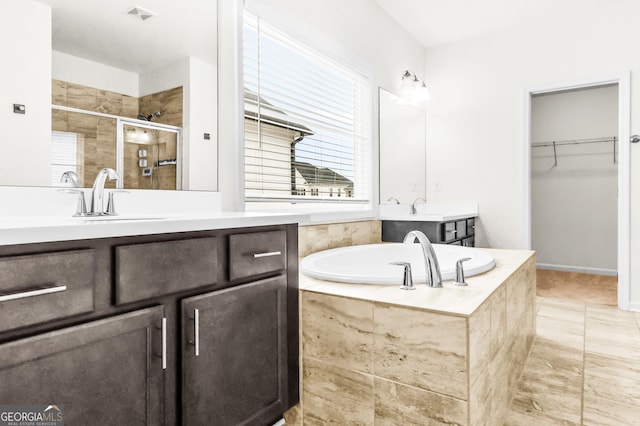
[253,251,282,259]
[194,308,200,357]
[162,317,167,370]
[0,285,67,302]
[447,230,458,235]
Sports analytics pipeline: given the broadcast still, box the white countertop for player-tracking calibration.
[0,186,309,246]
[0,212,309,246]
[378,202,478,222]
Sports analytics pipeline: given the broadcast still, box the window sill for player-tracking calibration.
[245,202,376,225]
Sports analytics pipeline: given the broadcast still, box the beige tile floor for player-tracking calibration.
[506,297,640,425]
[536,269,617,306]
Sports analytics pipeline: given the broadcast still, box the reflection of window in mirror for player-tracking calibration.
[51,131,79,186]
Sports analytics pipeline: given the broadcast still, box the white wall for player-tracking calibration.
[53,51,139,97]
[422,1,640,304]
[139,60,189,98]
[0,0,51,186]
[531,86,618,272]
[186,58,218,191]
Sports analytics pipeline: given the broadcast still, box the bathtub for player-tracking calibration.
[300,243,495,284]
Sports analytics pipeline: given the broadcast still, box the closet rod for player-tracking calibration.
[531,136,617,165]
[531,136,616,148]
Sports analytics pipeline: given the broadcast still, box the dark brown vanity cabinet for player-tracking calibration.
[0,306,166,425]
[0,224,299,426]
[382,217,477,246]
[182,276,288,425]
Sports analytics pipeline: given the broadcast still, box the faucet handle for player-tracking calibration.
[57,188,87,217]
[390,261,415,290]
[106,190,130,216]
[454,257,472,286]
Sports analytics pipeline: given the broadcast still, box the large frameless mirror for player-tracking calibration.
[9,0,218,190]
[378,87,427,203]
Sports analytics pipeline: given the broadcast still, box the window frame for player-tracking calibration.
[242,8,375,218]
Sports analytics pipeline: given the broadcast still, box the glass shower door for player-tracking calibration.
[119,120,181,190]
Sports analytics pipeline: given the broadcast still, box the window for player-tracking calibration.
[51,131,80,185]
[243,12,371,206]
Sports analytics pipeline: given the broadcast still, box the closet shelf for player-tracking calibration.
[531,136,617,166]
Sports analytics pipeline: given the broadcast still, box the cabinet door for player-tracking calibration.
[0,306,165,425]
[182,276,288,426]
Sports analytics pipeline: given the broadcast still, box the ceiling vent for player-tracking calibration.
[125,5,156,21]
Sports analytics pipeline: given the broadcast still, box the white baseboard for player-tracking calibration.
[628,301,640,313]
[536,263,617,276]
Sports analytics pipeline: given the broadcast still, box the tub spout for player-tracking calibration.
[403,230,443,288]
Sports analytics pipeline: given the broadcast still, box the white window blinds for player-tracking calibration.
[51,131,78,185]
[243,12,371,203]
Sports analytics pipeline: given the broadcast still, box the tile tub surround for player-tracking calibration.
[298,220,382,258]
[288,248,536,425]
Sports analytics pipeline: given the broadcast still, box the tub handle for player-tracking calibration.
[454,257,472,286]
[390,262,415,290]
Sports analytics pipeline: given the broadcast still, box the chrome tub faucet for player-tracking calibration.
[403,230,443,288]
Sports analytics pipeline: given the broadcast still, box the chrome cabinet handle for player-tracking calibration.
[253,251,282,258]
[162,317,167,370]
[194,308,200,357]
[447,230,458,235]
[0,285,67,302]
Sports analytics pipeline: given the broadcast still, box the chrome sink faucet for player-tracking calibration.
[403,230,443,288]
[60,170,81,188]
[410,197,426,215]
[89,168,119,216]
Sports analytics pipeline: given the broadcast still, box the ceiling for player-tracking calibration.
[375,0,626,48]
[35,0,626,74]
[36,0,217,74]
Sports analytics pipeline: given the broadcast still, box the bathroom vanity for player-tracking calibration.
[382,216,477,246]
[0,214,302,425]
[295,248,536,425]
[379,203,478,246]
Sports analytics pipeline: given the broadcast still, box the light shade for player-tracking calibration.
[400,70,431,103]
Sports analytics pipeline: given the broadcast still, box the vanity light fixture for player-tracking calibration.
[400,70,431,102]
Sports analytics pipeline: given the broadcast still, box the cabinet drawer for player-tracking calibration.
[229,231,286,281]
[456,220,467,239]
[115,237,218,305]
[0,249,95,332]
[442,222,458,242]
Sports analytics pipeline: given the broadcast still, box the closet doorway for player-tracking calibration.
[524,73,631,310]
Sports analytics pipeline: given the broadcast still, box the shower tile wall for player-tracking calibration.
[139,87,183,127]
[137,86,183,190]
[52,80,182,190]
